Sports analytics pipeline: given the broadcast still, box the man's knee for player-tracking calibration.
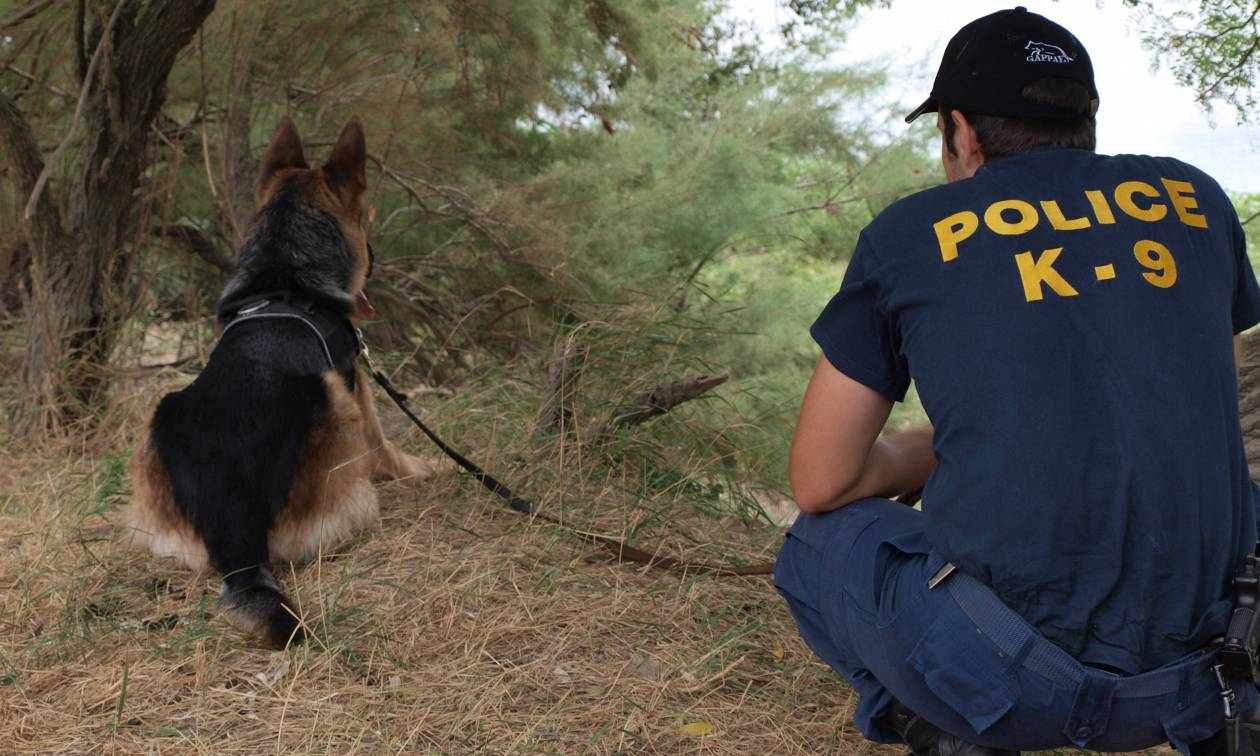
[776,499,923,610]
[774,520,823,613]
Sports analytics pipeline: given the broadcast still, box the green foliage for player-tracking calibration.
[2,0,935,503]
[1234,192,1260,270]
[778,0,892,48]
[1127,0,1260,122]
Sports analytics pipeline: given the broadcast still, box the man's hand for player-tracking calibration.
[789,357,937,513]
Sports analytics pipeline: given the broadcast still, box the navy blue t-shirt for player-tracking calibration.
[811,147,1260,673]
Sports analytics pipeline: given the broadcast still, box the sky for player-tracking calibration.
[726,0,1260,193]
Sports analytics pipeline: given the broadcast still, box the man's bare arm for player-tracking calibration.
[789,357,937,514]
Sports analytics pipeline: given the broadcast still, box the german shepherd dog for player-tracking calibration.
[127,118,431,647]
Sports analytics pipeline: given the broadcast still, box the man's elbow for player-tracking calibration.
[788,436,867,514]
[793,493,834,514]
[789,474,855,514]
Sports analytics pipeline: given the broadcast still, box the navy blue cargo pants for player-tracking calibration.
[774,497,1258,753]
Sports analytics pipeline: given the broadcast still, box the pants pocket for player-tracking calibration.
[906,601,1017,735]
[1161,690,1222,754]
[778,507,880,615]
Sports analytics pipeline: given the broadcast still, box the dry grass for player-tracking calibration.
[0,335,894,755]
[0,323,1178,756]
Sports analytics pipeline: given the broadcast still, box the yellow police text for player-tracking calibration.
[934,178,1207,263]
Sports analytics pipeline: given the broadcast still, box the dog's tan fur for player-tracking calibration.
[127,445,211,571]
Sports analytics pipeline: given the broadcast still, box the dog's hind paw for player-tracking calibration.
[219,575,306,648]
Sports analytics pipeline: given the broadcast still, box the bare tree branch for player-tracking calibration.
[151,225,234,273]
[783,194,863,216]
[1,63,70,98]
[0,0,55,32]
[1,21,51,104]
[584,373,729,443]
[1201,34,1260,103]
[306,139,517,258]
[1199,0,1260,42]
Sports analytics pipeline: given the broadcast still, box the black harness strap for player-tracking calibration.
[216,293,359,385]
[219,303,338,368]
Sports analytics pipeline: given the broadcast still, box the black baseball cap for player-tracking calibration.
[905,6,1097,123]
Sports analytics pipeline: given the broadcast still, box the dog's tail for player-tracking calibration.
[150,382,321,648]
[219,563,305,648]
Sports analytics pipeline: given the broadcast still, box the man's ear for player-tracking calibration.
[257,117,308,205]
[322,118,367,213]
[950,109,984,164]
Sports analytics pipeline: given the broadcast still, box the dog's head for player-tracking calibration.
[220,117,375,319]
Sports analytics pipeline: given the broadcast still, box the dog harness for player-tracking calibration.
[216,292,360,372]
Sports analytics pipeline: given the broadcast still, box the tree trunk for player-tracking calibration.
[4,0,216,435]
[219,3,263,246]
[0,90,72,423]
[0,240,30,315]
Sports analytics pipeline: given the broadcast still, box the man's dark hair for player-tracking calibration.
[941,77,1097,160]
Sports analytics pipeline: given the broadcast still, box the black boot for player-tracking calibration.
[885,699,1021,756]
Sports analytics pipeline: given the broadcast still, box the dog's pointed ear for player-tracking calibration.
[257,118,308,205]
[322,118,366,212]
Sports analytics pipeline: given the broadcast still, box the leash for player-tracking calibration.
[361,347,774,577]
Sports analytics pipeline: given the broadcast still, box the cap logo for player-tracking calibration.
[1024,40,1073,64]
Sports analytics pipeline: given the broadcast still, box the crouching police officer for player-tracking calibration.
[774,7,1260,755]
